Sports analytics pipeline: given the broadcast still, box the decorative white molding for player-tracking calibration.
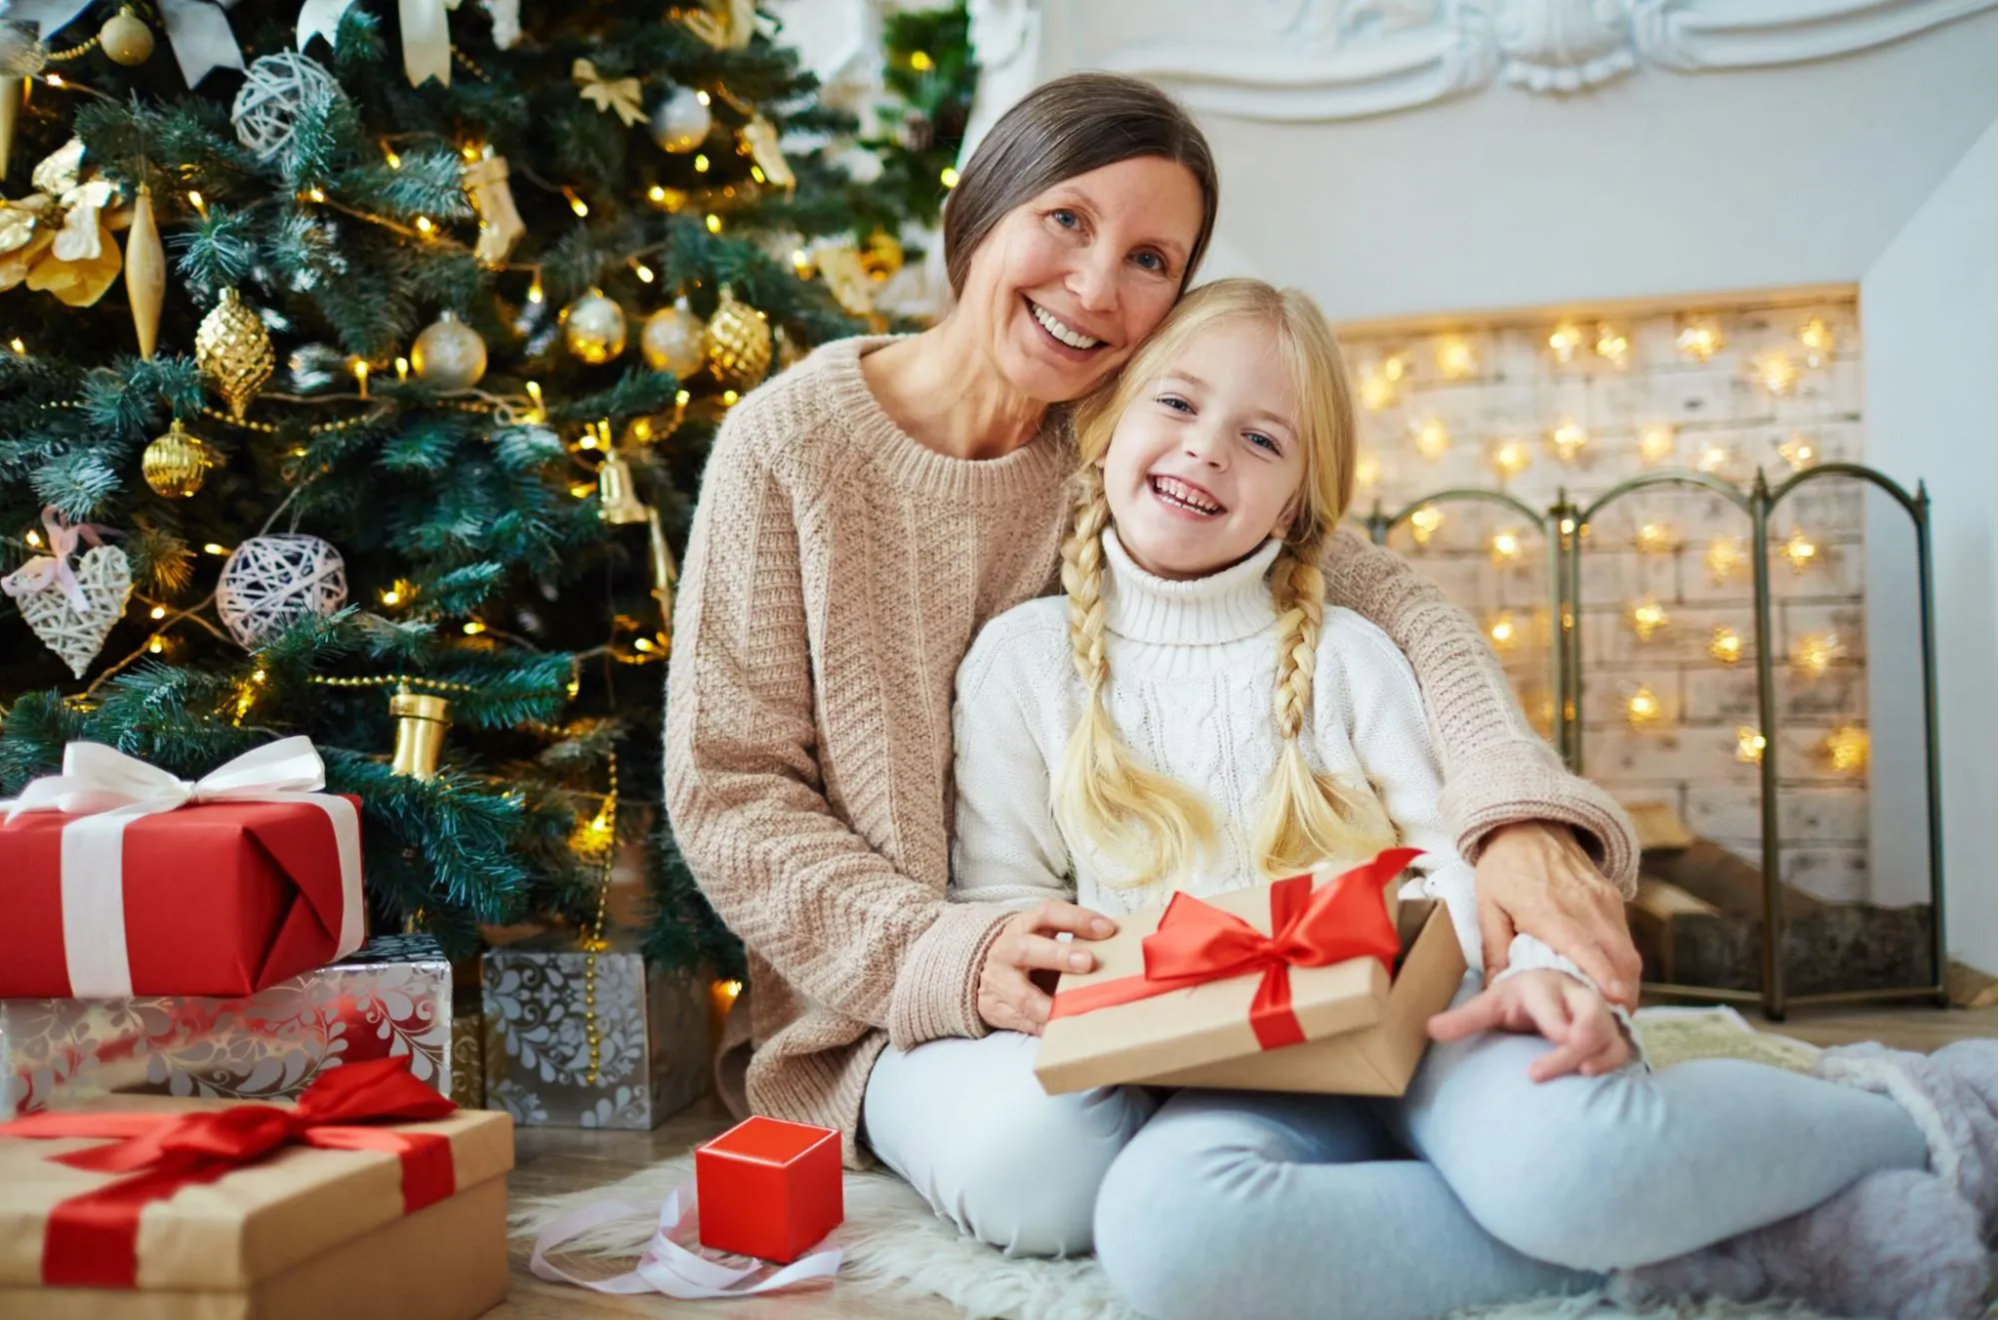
[1100,0,1499,121]
[1071,0,1991,121]
[1496,0,1635,92]
[1630,0,1994,72]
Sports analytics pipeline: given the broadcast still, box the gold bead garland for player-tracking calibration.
[580,751,618,1084]
[307,672,485,694]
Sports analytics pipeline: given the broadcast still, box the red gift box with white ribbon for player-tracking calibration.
[0,738,365,999]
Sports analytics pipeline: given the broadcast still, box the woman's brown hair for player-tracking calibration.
[942,72,1220,298]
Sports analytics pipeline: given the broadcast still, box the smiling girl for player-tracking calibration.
[943,279,1996,1320]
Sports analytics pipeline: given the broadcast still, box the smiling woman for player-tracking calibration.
[663,71,1644,1263]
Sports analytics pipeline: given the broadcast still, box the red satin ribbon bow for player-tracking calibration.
[0,1055,457,1289]
[1048,847,1420,1050]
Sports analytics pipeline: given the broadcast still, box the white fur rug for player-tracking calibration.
[506,1011,1931,1320]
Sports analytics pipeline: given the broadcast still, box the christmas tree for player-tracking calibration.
[0,1,935,975]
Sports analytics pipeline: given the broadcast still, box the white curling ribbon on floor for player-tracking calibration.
[298,0,454,86]
[530,1184,843,1301]
[0,737,364,997]
[2,0,244,86]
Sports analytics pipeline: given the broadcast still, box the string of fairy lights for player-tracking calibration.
[1351,307,1869,779]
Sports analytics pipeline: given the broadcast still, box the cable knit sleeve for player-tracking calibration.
[950,612,1077,911]
[1320,529,1638,896]
[664,413,1011,1048]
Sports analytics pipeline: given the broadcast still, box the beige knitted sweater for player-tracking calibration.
[664,336,1636,1168]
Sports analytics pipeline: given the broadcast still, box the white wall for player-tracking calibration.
[1036,8,1996,324]
[1861,124,1998,973]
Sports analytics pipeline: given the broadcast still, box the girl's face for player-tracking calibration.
[957,157,1206,406]
[1101,317,1307,580]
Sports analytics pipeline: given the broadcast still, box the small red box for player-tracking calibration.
[694,1116,843,1263]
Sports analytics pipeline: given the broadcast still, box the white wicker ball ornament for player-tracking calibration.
[231,53,343,162]
[216,534,348,650]
[649,87,711,154]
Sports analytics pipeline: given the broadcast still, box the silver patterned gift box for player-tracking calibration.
[482,934,710,1129]
[0,934,453,1116]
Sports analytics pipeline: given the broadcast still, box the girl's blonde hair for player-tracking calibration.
[1054,279,1396,887]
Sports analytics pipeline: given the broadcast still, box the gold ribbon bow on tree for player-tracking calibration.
[573,59,645,128]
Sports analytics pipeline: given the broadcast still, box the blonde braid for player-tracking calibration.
[1254,534,1397,878]
[1052,468,1215,888]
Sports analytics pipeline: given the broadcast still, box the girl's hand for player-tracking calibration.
[978,900,1118,1036]
[1427,969,1632,1082]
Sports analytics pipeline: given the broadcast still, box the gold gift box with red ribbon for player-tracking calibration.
[0,1057,513,1320]
[1035,849,1467,1096]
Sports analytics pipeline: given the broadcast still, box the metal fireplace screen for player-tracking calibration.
[1354,463,1946,1019]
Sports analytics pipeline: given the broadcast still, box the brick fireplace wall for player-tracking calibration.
[1340,299,1880,900]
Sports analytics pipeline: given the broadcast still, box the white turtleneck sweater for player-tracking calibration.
[948,531,1596,996]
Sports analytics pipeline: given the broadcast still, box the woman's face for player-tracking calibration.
[958,157,1206,406]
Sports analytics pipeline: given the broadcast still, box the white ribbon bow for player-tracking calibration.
[298,0,459,87]
[530,1182,842,1301]
[2,737,364,997]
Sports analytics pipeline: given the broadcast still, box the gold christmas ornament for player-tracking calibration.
[142,418,212,498]
[0,77,21,183]
[740,115,792,189]
[681,0,755,49]
[0,30,41,182]
[195,288,275,421]
[125,186,165,358]
[389,687,452,780]
[410,310,488,389]
[646,507,678,631]
[596,450,650,525]
[860,230,904,281]
[462,147,525,268]
[572,58,645,127]
[562,289,628,364]
[100,7,155,65]
[641,298,705,377]
[702,287,771,390]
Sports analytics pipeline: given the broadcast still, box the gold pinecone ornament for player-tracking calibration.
[702,287,772,390]
[142,418,212,498]
[195,288,274,421]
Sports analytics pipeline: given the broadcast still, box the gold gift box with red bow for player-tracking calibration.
[1035,849,1467,1096]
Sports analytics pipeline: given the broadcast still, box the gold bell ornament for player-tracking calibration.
[99,7,155,65]
[125,185,166,358]
[389,686,452,780]
[596,450,650,525]
[142,418,212,498]
[195,288,275,421]
[702,287,772,391]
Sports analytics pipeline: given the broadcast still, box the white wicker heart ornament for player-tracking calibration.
[6,544,133,678]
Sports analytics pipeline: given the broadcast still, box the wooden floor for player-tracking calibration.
[491,1002,1995,1320]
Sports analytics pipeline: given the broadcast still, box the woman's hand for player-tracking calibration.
[1475,821,1642,1011]
[1428,969,1632,1081]
[978,900,1118,1036]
